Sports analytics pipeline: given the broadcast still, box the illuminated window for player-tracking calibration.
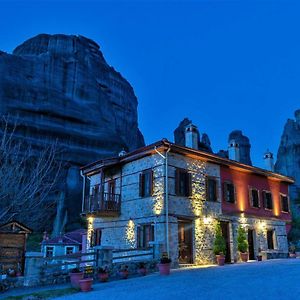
[262,191,273,210]
[137,224,154,248]
[175,168,191,197]
[45,246,54,257]
[139,170,153,197]
[281,195,289,212]
[206,177,217,202]
[224,182,236,203]
[249,188,260,208]
[65,246,75,255]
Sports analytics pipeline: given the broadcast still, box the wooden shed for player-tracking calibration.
[0,221,32,274]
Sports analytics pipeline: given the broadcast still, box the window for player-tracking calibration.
[45,246,54,257]
[267,230,275,250]
[139,170,153,197]
[281,195,289,213]
[65,246,75,255]
[175,169,192,197]
[249,188,260,208]
[90,228,101,247]
[137,224,154,248]
[262,191,273,209]
[224,182,236,203]
[206,177,218,202]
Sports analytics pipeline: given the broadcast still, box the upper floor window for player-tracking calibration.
[224,182,236,203]
[137,224,154,248]
[249,188,260,208]
[262,191,273,210]
[281,195,289,213]
[139,170,153,197]
[206,177,218,202]
[175,168,192,197]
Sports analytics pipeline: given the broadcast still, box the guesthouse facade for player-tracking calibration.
[81,129,293,265]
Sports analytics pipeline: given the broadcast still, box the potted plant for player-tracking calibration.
[79,277,93,292]
[69,267,84,289]
[256,247,263,261]
[213,222,226,266]
[158,253,172,275]
[118,265,129,279]
[289,244,297,258]
[137,262,147,276]
[98,266,109,282]
[237,226,249,262]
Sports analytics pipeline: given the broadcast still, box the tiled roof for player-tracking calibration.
[43,229,86,245]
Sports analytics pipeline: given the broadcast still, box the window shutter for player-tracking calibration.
[175,169,180,195]
[233,184,237,203]
[262,191,266,208]
[223,182,227,202]
[150,170,154,196]
[187,173,192,196]
[205,177,209,201]
[139,173,144,197]
[137,226,141,248]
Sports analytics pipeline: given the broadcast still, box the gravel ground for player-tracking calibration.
[54,259,300,300]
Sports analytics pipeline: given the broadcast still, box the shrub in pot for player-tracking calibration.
[98,266,109,282]
[213,222,226,266]
[137,262,147,276]
[158,254,172,275]
[237,226,248,262]
[289,244,297,258]
[79,277,93,292]
[118,265,129,279]
[69,268,84,289]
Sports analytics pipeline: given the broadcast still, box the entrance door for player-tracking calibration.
[248,229,255,260]
[220,221,231,263]
[178,220,193,264]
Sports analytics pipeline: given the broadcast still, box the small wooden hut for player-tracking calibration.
[0,221,32,274]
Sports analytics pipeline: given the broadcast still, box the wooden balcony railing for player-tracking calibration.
[83,192,121,217]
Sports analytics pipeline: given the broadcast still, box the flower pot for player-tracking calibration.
[256,255,262,261]
[98,272,109,282]
[158,263,171,275]
[289,253,297,258]
[69,272,84,289]
[240,252,248,262]
[79,278,93,292]
[138,268,147,276]
[216,254,225,266]
[119,270,129,279]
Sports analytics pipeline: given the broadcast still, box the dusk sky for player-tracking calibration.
[0,0,299,168]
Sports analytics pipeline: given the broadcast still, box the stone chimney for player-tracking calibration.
[185,124,199,150]
[264,149,274,171]
[228,140,240,162]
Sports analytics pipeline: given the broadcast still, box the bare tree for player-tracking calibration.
[0,116,62,228]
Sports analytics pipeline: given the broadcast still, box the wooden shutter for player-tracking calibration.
[139,173,144,197]
[205,176,209,201]
[187,173,192,197]
[262,191,266,208]
[223,182,228,202]
[175,169,180,195]
[137,226,141,248]
[150,170,154,196]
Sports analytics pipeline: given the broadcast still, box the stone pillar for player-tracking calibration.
[23,252,44,287]
[94,246,114,268]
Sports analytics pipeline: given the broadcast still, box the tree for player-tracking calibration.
[213,222,226,255]
[237,226,248,253]
[0,116,62,229]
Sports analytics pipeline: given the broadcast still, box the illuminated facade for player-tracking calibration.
[81,139,293,265]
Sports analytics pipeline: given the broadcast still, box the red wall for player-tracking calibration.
[220,166,291,224]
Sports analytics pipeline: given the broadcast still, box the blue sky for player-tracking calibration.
[0,0,299,167]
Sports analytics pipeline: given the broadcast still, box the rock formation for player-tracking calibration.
[275,109,300,199]
[0,34,144,233]
[174,118,213,152]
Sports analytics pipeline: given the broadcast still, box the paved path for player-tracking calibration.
[54,259,300,300]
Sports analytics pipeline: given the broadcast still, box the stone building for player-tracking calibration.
[81,125,293,265]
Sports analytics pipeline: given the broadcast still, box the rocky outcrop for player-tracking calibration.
[174,118,213,152]
[0,34,144,233]
[228,130,252,165]
[275,109,300,199]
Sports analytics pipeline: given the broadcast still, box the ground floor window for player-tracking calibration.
[45,246,54,257]
[267,230,275,250]
[65,246,75,255]
[91,228,101,247]
[137,224,154,248]
[281,195,289,213]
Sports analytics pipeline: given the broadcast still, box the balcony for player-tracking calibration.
[83,192,121,217]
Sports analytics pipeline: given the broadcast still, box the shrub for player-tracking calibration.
[237,226,248,253]
[213,222,226,255]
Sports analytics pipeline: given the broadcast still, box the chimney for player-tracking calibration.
[228,140,240,162]
[263,149,274,171]
[185,124,199,149]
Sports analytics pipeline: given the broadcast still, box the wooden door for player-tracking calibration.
[178,220,193,264]
[220,221,231,263]
[248,229,255,260]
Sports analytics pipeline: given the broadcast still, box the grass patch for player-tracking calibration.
[4,287,78,300]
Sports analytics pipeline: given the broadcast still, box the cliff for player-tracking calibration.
[0,34,144,233]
